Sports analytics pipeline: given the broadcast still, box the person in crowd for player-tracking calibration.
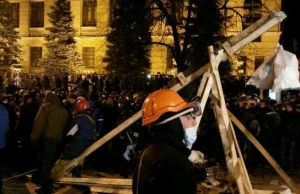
[237,101,260,167]
[133,89,204,194]
[31,92,68,194]
[51,99,95,182]
[0,102,9,193]
[14,73,22,88]
[63,93,77,118]
[256,100,281,160]
[81,76,90,94]
[280,103,300,173]
[5,80,17,95]
[16,94,39,172]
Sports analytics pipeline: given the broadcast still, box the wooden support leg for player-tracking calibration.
[194,71,214,130]
[208,45,253,194]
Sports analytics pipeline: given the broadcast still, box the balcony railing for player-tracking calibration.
[29,28,45,37]
[81,27,101,36]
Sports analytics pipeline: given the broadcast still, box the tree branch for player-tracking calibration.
[153,0,181,63]
[182,0,193,59]
[149,41,176,58]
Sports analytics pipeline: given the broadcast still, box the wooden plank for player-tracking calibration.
[213,104,245,194]
[177,72,189,86]
[229,121,253,194]
[58,177,132,186]
[223,11,286,56]
[90,186,132,194]
[55,186,88,194]
[194,73,214,130]
[253,189,296,194]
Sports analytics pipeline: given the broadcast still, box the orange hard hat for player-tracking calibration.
[141,89,191,126]
[76,99,90,113]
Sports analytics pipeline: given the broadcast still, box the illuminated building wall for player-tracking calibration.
[7,0,281,75]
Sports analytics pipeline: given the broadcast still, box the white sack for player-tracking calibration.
[272,45,300,92]
[247,53,276,90]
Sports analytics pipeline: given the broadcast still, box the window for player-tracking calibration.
[82,0,97,26]
[237,56,247,75]
[166,48,173,69]
[31,47,42,67]
[30,2,44,27]
[10,3,20,28]
[83,47,95,67]
[243,0,262,30]
[255,56,264,70]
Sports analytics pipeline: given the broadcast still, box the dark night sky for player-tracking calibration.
[280,0,300,57]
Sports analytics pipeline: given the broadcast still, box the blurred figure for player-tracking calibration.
[16,94,39,172]
[51,99,95,181]
[31,92,68,194]
[0,102,8,193]
[280,104,300,173]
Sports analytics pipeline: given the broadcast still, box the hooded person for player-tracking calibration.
[31,92,68,194]
[133,89,204,194]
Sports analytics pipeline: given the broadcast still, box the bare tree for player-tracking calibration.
[148,0,280,74]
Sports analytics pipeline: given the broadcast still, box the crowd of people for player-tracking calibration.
[0,72,173,193]
[0,72,299,193]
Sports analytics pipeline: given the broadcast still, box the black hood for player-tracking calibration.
[150,113,190,157]
[43,92,60,106]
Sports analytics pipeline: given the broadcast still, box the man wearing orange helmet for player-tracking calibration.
[133,89,204,194]
[48,99,96,191]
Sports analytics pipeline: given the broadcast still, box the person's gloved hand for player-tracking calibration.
[188,150,205,164]
[123,144,135,161]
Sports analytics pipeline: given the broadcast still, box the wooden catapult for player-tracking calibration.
[54,10,300,194]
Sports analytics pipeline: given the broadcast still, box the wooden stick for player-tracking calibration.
[58,177,132,186]
[90,186,132,194]
[229,121,253,194]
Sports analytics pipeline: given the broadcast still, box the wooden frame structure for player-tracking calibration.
[55,10,300,193]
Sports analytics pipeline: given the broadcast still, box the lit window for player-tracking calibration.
[82,0,97,26]
[237,56,247,75]
[10,3,20,28]
[31,47,42,67]
[243,0,262,30]
[166,48,173,69]
[83,47,95,67]
[254,56,264,70]
[30,2,44,27]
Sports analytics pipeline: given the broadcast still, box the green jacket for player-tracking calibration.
[31,92,68,143]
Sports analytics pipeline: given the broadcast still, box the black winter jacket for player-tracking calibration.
[132,117,197,194]
[62,109,95,160]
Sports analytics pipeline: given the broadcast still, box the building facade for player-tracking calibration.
[7,0,281,75]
